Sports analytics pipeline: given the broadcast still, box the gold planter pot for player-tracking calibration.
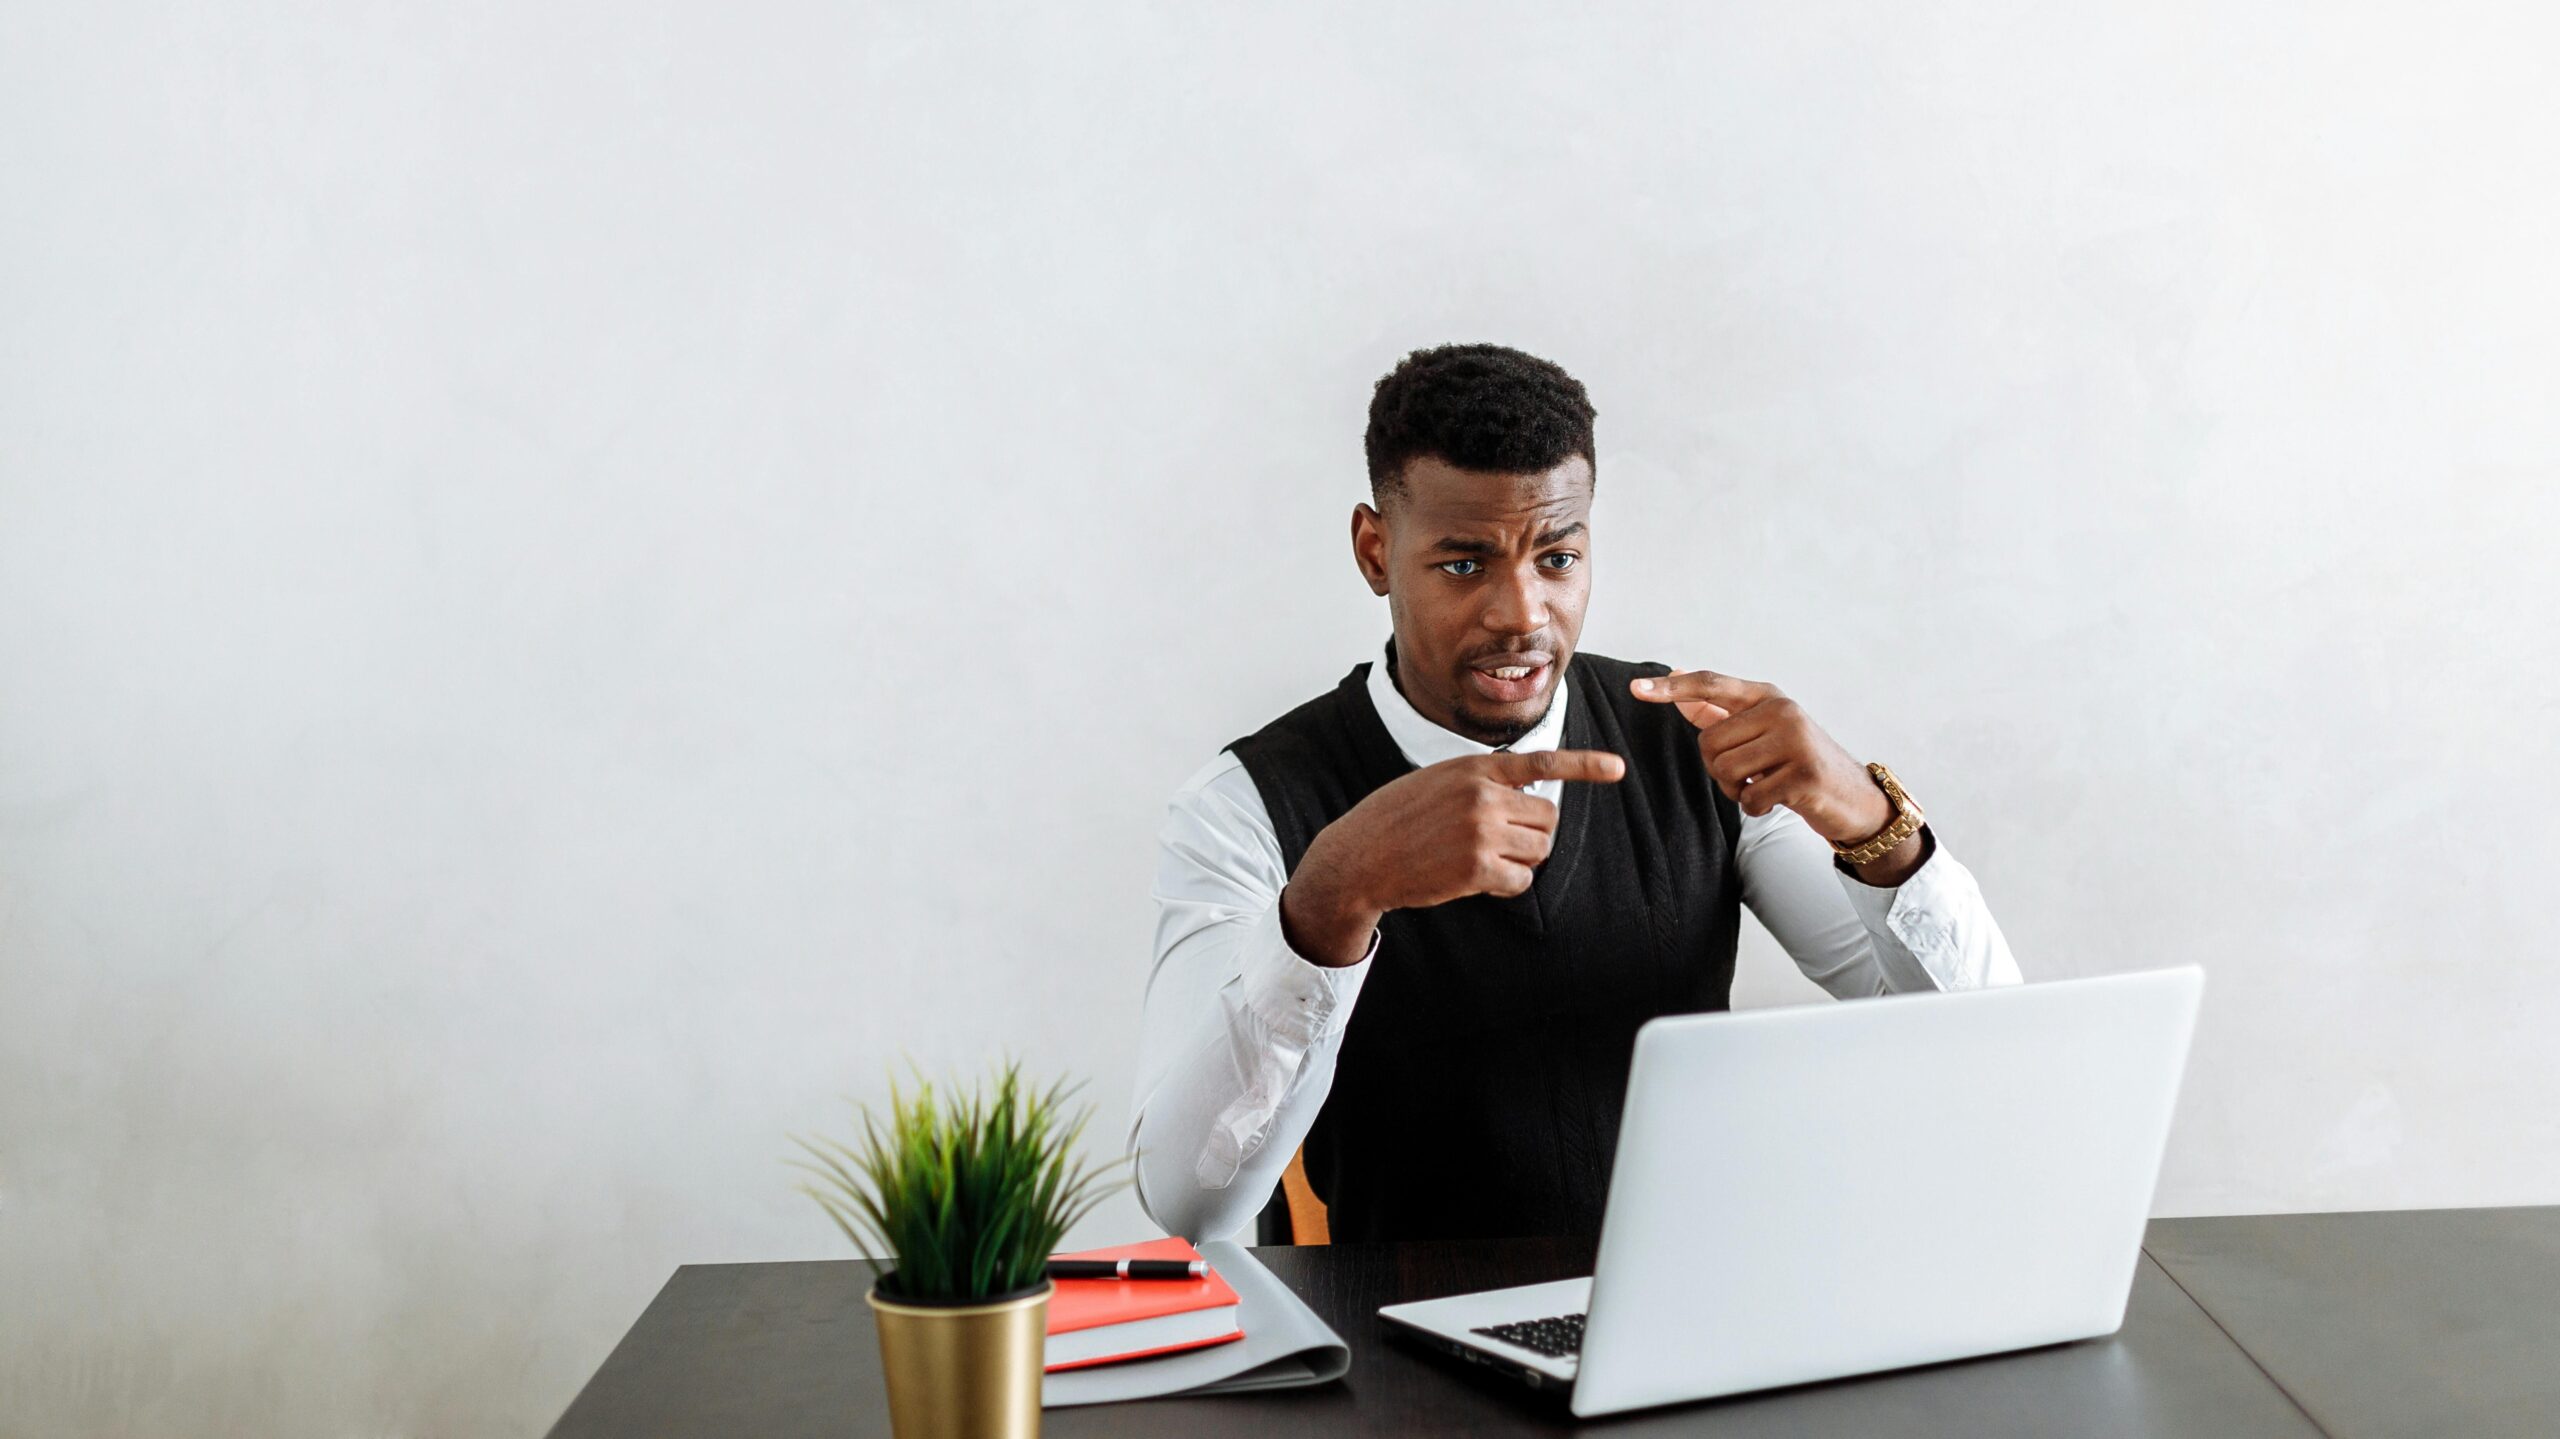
[868,1279,1051,1439]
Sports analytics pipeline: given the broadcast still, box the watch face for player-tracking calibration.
[1874,765,1913,810]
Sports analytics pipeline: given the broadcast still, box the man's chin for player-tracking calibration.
[1450,698,1551,750]
[1448,660,1562,744]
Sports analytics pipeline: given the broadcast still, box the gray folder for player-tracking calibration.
[1041,1239,1350,1407]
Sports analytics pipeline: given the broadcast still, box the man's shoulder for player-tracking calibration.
[1222,661,1372,761]
[1171,746,1253,801]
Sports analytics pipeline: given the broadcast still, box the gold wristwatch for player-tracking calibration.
[1831,762,1925,867]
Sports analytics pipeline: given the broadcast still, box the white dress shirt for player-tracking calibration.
[1130,644,2023,1241]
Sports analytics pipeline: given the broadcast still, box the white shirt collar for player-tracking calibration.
[1365,639,1571,768]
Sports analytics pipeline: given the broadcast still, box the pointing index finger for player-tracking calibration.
[1483,748,1627,786]
[1630,668,1775,710]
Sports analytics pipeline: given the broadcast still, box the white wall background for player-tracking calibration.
[6,2,2556,1433]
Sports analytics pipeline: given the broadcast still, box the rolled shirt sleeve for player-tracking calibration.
[1196,905,1372,1189]
[1737,805,2023,998]
[1130,753,1372,1240]
[1834,830,2023,991]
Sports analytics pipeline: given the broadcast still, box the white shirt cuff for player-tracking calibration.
[1837,838,2007,991]
[1235,901,1375,1047]
[1190,905,1373,1190]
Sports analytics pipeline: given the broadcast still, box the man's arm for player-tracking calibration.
[1739,809,2022,995]
[1129,755,1372,1242]
[1630,667,2021,995]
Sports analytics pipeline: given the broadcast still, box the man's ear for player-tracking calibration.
[1351,503,1390,597]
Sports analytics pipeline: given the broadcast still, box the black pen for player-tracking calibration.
[1046,1258,1208,1280]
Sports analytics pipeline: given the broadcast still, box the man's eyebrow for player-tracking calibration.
[1426,521,1587,556]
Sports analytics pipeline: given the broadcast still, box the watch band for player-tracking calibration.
[1832,762,1925,867]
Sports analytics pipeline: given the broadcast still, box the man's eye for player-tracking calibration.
[1542,552,1579,571]
[1436,559,1481,577]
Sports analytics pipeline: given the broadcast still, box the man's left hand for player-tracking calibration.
[1629,668,1895,847]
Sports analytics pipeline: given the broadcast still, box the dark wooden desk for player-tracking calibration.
[550,1227,2352,1437]
[2145,1207,2560,1439]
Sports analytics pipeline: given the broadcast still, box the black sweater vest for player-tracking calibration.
[1227,650,1743,1242]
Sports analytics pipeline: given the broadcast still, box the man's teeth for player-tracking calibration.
[1487,666,1535,680]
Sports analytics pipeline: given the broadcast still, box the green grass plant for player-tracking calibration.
[793,1061,1132,1302]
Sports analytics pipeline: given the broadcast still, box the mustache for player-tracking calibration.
[1460,641,1560,665]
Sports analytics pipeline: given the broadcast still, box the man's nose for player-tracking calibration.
[1482,566,1547,635]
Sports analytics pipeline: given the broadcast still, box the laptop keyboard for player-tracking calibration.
[1472,1312,1586,1358]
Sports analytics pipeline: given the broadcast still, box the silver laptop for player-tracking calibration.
[1378,966,2203,1417]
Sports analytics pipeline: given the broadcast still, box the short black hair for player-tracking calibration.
[1364,343,1597,501]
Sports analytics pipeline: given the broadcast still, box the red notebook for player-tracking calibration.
[1043,1237,1245,1372]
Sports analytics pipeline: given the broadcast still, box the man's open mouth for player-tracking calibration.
[1465,653,1554,706]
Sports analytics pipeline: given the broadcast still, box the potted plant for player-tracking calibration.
[794,1062,1129,1439]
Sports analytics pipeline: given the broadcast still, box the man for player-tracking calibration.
[1131,343,2021,1244]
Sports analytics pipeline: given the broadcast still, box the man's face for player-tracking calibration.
[1352,454,1594,747]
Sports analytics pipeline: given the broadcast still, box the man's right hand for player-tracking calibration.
[1278,749,1627,966]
